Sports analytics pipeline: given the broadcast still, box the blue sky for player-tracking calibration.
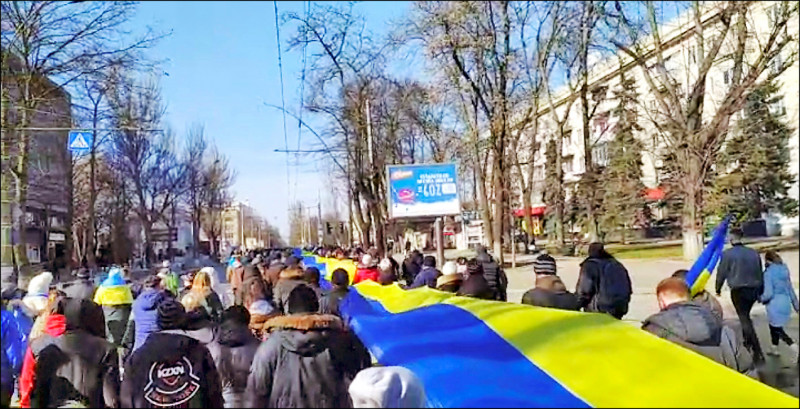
[130,1,412,240]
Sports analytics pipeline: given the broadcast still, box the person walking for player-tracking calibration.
[121,275,167,360]
[59,268,96,301]
[354,255,381,284]
[576,243,632,319]
[476,246,508,301]
[1,289,33,408]
[94,266,134,346]
[401,251,422,286]
[436,262,463,294]
[213,306,261,408]
[181,269,224,322]
[272,256,307,314]
[760,250,799,362]
[457,260,493,300]
[715,228,766,364]
[408,256,441,289]
[319,269,351,318]
[521,254,579,311]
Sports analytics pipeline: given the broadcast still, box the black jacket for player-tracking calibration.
[521,275,580,311]
[273,268,308,314]
[576,256,632,318]
[476,253,507,301]
[319,287,350,317]
[213,321,260,408]
[59,279,96,301]
[246,314,370,408]
[401,257,421,285]
[715,244,763,293]
[121,332,223,408]
[30,299,119,408]
[457,274,494,300]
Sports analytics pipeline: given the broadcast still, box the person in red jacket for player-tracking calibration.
[354,255,380,284]
[18,312,66,408]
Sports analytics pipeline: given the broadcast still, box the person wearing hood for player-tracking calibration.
[94,266,134,346]
[235,264,265,307]
[1,285,34,408]
[457,260,493,300]
[348,366,427,408]
[182,269,224,322]
[121,298,223,408]
[759,251,799,361]
[355,255,381,284]
[408,256,441,289]
[273,256,307,314]
[319,269,351,318]
[18,291,67,408]
[121,275,167,359]
[672,269,723,321]
[436,262,463,293]
[247,279,279,340]
[476,246,508,301]
[246,284,370,408]
[576,242,632,319]
[642,277,756,377]
[521,254,579,311]
[212,306,260,408]
[305,266,324,299]
[21,272,54,341]
[59,268,96,301]
[27,297,119,408]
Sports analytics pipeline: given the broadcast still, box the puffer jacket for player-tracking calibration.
[19,314,67,408]
[760,262,800,328]
[245,314,371,408]
[716,244,763,293]
[476,252,508,301]
[642,301,722,354]
[29,299,119,408]
[521,275,580,311]
[272,268,307,314]
[124,288,166,353]
[213,321,260,408]
[121,331,223,408]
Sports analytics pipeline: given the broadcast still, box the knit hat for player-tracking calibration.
[378,258,393,272]
[361,254,376,268]
[157,298,186,330]
[441,261,458,276]
[23,272,53,314]
[287,284,319,314]
[349,366,427,408]
[533,255,557,276]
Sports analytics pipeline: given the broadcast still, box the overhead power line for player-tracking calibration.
[273,0,292,203]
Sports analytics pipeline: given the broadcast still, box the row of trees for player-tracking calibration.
[280,1,798,260]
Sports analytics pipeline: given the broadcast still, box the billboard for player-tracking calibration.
[387,163,461,218]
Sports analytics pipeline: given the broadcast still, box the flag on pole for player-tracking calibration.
[685,216,732,297]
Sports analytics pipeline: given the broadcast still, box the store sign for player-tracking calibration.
[387,163,461,218]
[49,232,66,242]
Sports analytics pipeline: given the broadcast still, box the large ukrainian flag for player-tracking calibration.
[302,252,796,408]
[685,216,731,297]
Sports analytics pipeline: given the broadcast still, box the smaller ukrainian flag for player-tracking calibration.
[685,216,732,297]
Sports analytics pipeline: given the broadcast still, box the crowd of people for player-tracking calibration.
[1,227,797,408]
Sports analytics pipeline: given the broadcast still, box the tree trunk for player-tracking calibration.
[555,131,565,247]
[142,220,154,265]
[681,182,704,260]
[492,150,504,264]
[522,188,534,252]
[13,101,32,286]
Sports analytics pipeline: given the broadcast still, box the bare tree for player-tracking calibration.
[183,124,207,258]
[606,1,798,258]
[1,1,163,282]
[199,146,235,257]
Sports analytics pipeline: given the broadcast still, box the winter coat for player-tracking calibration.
[245,314,371,408]
[227,266,244,295]
[19,314,66,408]
[760,263,800,328]
[401,258,421,285]
[94,275,134,346]
[213,321,260,408]
[59,278,96,301]
[183,289,224,322]
[125,288,166,353]
[692,290,724,322]
[29,299,120,408]
[716,244,764,293]
[476,252,508,301]
[354,266,380,285]
[273,268,307,314]
[641,301,754,376]
[457,274,494,300]
[521,275,580,311]
[236,266,265,307]
[408,266,441,289]
[319,287,350,317]
[120,332,223,408]
[2,307,33,404]
[576,256,632,318]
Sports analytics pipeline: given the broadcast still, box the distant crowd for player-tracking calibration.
[1,228,797,408]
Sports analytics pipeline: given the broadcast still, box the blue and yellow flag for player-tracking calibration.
[685,216,731,297]
[303,252,796,408]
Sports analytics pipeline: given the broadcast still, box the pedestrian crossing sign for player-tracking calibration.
[68,130,92,153]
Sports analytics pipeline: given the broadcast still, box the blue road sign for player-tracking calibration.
[67,130,92,153]
[387,162,461,218]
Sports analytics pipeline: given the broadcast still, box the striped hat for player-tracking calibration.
[533,255,557,275]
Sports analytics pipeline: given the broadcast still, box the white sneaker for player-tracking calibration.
[768,345,780,356]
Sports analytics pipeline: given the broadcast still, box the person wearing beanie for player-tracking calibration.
[213,306,261,408]
[354,254,381,284]
[59,268,96,301]
[121,297,223,408]
[436,261,463,293]
[94,266,134,346]
[272,256,307,314]
[158,266,182,299]
[457,259,493,300]
[247,284,370,408]
[22,272,54,318]
[408,255,441,289]
[521,254,579,311]
[28,297,119,408]
[349,366,427,408]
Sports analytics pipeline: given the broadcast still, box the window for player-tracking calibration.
[771,54,784,75]
[563,129,572,146]
[563,155,574,173]
[723,68,733,85]
[593,143,609,167]
[770,97,787,116]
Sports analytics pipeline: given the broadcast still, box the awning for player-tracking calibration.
[644,187,665,201]
[513,206,546,217]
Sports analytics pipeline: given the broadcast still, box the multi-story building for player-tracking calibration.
[523,1,798,237]
[221,201,270,252]
[2,52,73,277]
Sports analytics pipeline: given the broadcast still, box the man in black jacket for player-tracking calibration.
[576,243,632,319]
[715,228,765,364]
[121,298,223,408]
[476,246,508,301]
[521,254,579,311]
[319,268,351,317]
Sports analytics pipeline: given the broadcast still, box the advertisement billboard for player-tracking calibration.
[387,163,461,218]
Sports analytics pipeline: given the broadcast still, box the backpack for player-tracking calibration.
[593,259,632,308]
